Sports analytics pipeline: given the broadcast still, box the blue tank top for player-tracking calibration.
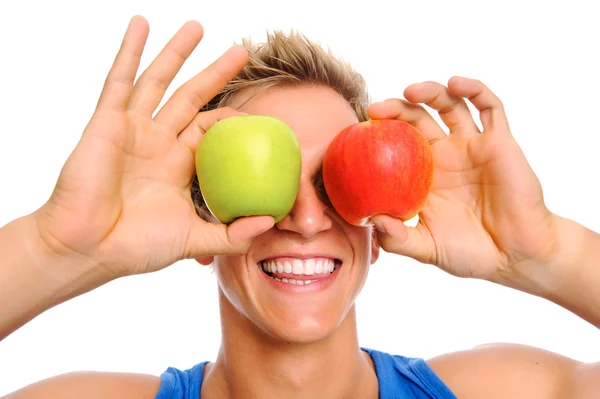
[154,347,457,398]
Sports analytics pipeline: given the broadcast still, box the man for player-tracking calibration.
[0,16,598,398]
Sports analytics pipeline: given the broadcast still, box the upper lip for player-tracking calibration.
[256,253,342,264]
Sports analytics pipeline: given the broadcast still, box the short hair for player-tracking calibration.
[192,30,370,222]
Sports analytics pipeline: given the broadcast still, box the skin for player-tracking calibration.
[195,86,380,399]
[1,16,599,399]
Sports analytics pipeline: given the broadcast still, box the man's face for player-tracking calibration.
[206,85,379,343]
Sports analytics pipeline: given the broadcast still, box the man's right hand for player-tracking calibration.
[32,16,274,279]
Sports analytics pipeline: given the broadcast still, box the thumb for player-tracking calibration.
[371,214,435,265]
[226,215,275,249]
[185,215,275,258]
[366,100,399,120]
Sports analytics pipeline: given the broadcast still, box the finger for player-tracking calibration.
[127,20,204,116]
[96,16,149,110]
[154,45,249,133]
[185,215,275,258]
[447,76,510,134]
[178,107,246,152]
[371,214,436,265]
[367,99,446,143]
[404,81,480,135]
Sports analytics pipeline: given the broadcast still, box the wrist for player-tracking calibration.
[497,214,600,326]
[26,210,116,297]
[491,214,588,301]
[0,212,115,339]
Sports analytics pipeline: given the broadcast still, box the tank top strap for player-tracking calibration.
[362,347,457,399]
[155,361,208,399]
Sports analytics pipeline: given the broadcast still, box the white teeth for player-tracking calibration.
[284,261,293,273]
[272,277,317,286]
[304,259,315,275]
[261,258,337,277]
[326,259,335,273]
[315,259,323,274]
[292,259,304,274]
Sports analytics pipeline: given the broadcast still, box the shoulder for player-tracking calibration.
[2,371,161,399]
[427,342,590,399]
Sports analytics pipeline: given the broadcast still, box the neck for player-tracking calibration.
[202,290,378,399]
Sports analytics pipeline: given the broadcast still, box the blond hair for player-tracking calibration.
[192,31,370,222]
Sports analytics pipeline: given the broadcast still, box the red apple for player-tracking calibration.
[323,119,434,226]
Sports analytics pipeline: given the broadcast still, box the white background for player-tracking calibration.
[0,0,599,395]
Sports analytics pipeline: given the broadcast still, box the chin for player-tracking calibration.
[258,308,351,344]
[215,251,367,346]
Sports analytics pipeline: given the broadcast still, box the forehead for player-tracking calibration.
[228,85,360,162]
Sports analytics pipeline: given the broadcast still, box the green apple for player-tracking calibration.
[195,115,302,224]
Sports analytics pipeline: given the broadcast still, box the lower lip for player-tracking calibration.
[257,263,341,292]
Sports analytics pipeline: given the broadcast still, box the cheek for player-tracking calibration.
[347,225,374,285]
[346,225,374,255]
[214,257,248,311]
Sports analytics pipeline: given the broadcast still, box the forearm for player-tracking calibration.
[494,215,600,328]
[0,214,112,340]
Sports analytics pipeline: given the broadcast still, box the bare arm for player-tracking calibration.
[1,15,272,398]
[429,343,600,399]
[2,372,160,399]
[0,215,108,340]
[0,16,271,341]
[368,78,600,328]
[366,77,599,396]
[492,215,600,328]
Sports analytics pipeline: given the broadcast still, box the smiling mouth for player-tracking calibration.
[259,257,342,286]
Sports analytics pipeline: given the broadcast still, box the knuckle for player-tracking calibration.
[135,71,170,93]
[166,44,189,64]
[189,89,209,110]
[146,74,170,92]
[207,65,230,87]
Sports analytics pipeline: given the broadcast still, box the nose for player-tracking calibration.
[276,177,333,238]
